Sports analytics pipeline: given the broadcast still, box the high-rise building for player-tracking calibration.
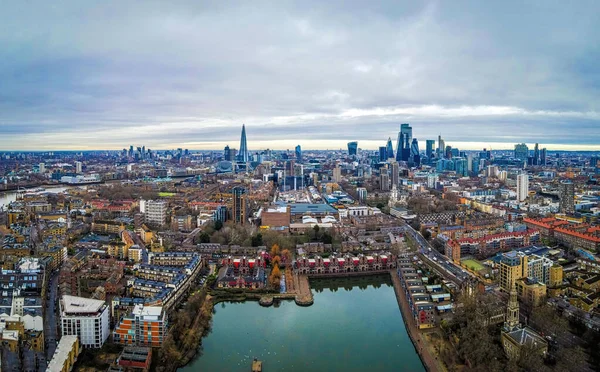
[390,161,399,188]
[75,161,82,174]
[425,140,435,160]
[332,165,342,183]
[533,143,539,165]
[437,135,445,158]
[380,171,390,191]
[378,146,387,162]
[347,141,358,156]
[224,145,231,161]
[410,138,420,166]
[540,148,547,166]
[445,145,452,159]
[144,200,167,226]
[396,123,412,161]
[514,143,529,160]
[232,186,248,225]
[356,187,367,203]
[295,145,302,162]
[455,157,468,177]
[237,124,249,163]
[558,180,575,214]
[386,138,394,160]
[60,295,110,348]
[39,162,45,173]
[516,173,529,202]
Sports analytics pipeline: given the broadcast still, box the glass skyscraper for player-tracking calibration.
[237,124,249,162]
[386,137,394,159]
[347,141,358,156]
[396,123,412,162]
[295,145,302,162]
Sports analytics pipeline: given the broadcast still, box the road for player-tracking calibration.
[44,272,59,362]
[400,224,473,285]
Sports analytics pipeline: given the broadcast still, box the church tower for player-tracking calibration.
[505,282,520,330]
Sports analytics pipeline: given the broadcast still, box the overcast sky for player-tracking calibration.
[1,1,599,151]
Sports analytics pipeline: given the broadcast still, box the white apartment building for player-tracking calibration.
[60,295,110,348]
[143,200,167,226]
[517,173,529,202]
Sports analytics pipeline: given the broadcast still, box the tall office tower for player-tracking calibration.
[390,161,399,188]
[558,180,575,214]
[425,140,435,160]
[129,145,134,158]
[39,163,45,173]
[224,145,231,161]
[237,124,249,163]
[386,137,394,159]
[232,186,248,225]
[396,123,412,161]
[378,146,387,162]
[380,170,390,191]
[533,143,539,165]
[516,173,529,202]
[347,141,358,156]
[410,138,420,166]
[514,143,529,160]
[295,145,302,162]
[75,161,82,174]
[142,145,146,160]
[541,148,547,166]
[332,165,342,183]
[467,153,474,172]
[445,145,452,159]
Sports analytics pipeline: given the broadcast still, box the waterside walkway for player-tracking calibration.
[390,270,445,372]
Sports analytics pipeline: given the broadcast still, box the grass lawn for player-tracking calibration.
[462,259,484,271]
[158,192,176,197]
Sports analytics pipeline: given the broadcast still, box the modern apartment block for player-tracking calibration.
[113,305,167,347]
[60,295,110,348]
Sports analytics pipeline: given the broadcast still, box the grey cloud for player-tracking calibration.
[0,1,599,149]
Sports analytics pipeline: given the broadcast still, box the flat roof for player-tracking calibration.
[47,335,79,372]
[62,295,105,314]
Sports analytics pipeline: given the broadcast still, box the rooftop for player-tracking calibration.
[62,295,106,314]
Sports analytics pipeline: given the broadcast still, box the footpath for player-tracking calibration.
[390,271,446,372]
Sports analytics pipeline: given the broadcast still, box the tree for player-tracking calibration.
[214,220,223,231]
[251,233,263,247]
[321,232,333,244]
[271,255,281,268]
[198,232,210,244]
[269,265,281,289]
[270,243,280,258]
[281,249,292,266]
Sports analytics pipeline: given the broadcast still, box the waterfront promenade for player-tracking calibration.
[390,270,445,372]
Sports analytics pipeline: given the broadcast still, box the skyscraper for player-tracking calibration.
[295,145,302,162]
[347,141,358,156]
[533,143,540,165]
[232,186,248,225]
[517,173,529,202]
[396,123,412,161]
[386,138,394,160]
[558,180,575,214]
[378,146,387,162]
[237,124,249,163]
[391,161,399,188]
[514,143,529,160]
[541,148,547,166]
[224,145,231,161]
[437,135,445,158]
[410,138,420,166]
[425,140,435,160]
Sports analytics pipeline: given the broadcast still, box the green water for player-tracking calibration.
[180,276,424,372]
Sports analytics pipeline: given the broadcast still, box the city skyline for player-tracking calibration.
[1,1,599,150]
